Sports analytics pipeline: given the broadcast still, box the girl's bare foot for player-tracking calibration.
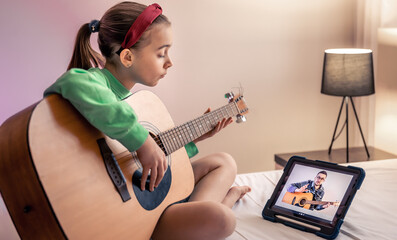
[222,186,251,208]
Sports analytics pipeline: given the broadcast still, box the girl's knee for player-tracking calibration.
[201,201,236,238]
[192,152,237,184]
[215,152,237,176]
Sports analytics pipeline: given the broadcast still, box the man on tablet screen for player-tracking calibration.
[285,171,339,210]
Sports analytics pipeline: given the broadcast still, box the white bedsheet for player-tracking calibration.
[228,159,397,240]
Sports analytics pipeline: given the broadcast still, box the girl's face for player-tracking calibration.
[130,24,173,87]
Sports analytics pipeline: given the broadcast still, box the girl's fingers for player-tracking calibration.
[141,168,150,191]
[214,121,221,134]
[155,161,165,188]
[219,118,228,129]
[206,117,234,138]
[226,117,233,126]
[163,158,168,175]
[149,167,157,192]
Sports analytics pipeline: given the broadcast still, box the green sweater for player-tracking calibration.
[44,68,198,158]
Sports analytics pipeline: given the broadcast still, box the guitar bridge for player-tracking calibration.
[97,138,131,202]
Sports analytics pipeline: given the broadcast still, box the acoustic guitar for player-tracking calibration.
[282,192,340,209]
[0,90,248,239]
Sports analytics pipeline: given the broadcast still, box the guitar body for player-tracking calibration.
[282,192,313,209]
[0,91,195,239]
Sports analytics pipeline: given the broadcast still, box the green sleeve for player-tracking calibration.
[44,69,148,152]
[184,142,198,158]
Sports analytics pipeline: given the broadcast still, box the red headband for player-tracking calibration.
[119,3,162,51]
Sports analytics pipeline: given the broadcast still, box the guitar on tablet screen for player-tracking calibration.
[282,192,340,210]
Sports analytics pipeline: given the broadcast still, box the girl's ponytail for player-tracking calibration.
[67,22,105,70]
[67,2,170,70]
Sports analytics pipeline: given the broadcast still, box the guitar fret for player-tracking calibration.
[155,135,166,154]
[212,111,218,123]
[232,102,240,115]
[177,125,186,149]
[189,120,199,139]
[196,117,203,134]
[158,132,165,154]
[197,117,205,135]
[207,112,214,126]
[200,117,206,133]
[214,109,219,120]
[190,124,196,141]
[194,118,203,136]
[173,127,182,150]
[209,111,215,124]
[158,133,164,153]
[203,117,210,132]
[200,116,210,133]
[225,106,230,117]
[180,124,188,145]
[168,129,176,152]
[229,104,236,116]
[172,128,180,152]
[166,131,175,152]
[183,123,193,143]
[163,131,173,154]
[177,126,184,149]
[202,115,210,131]
[168,131,175,153]
[185,121,192,141]
[182,123,191,144]
[169,131,175,153]
[220,108,225,119]
[172,127,179,150]
[223,107,227,116]
[216,110,222,122]
[210,114,216,128]
[163,131,170,154]
[211,111,218,125]
[178,125,188,148]
[207,115,213,127]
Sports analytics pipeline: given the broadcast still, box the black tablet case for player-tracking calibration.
[262,156,365,239]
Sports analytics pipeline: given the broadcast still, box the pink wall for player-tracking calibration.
[0,0,109,124]
[0,0,358,173]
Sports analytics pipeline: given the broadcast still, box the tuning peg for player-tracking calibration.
[224,92,234,98]
[225,92,234,102]
[236,114,246,123]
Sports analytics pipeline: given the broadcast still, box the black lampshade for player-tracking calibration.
[321,49,375,96]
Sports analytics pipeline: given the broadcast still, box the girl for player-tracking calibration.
[44,2,250,239]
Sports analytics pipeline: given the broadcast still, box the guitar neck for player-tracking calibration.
[306,200,337,206]
[157,101,240,156]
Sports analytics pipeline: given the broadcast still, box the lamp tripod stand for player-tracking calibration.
[328,96,370,163]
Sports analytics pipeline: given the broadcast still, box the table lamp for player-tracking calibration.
[321,48,375,162]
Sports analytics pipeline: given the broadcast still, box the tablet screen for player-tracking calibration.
[270,161,359,227]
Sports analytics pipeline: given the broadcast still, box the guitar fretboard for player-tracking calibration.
[158,102,240,155]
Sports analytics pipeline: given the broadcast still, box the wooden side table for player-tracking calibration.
[274,146,397,170]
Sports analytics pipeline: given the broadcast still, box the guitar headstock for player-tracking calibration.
[225,92,249,123]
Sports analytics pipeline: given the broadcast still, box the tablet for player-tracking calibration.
[262,156,365,239]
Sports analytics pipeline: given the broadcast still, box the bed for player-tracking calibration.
[1,159,396,239]
[227,159,397,240]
